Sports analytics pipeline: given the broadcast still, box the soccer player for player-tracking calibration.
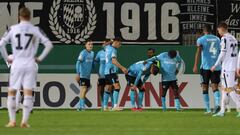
[126,61,159,111]
[193,24,221,114]
[103,38,128,111]
[76,40,94,111]
[95,39,112,109]
[211,22,240,117]
[0,7,53,128]
[147,50,183,111]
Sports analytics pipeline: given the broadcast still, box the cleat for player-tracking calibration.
[213,106,221,114]
[5,122,16,128]
[20,123,30,128]
[176,108,183,112]
[137,107,143,112]
[103,108,110,112]
[131,107,138,112]
[204,111,212,114]
[212,112,224,117]
[111,107,123,111]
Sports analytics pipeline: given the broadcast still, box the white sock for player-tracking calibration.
[22,96,33,124]
[15,91,21,110]
[219,91,228,113]
[7,96,16,122]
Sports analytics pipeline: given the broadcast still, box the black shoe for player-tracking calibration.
[213,106,220,114]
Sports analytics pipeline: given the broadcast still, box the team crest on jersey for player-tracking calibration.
[49,0,97,44]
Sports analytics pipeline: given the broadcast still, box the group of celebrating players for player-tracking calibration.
[76,38,184,112]
[0,6,240,128]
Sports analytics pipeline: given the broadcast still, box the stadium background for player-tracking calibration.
[0,0,239,109]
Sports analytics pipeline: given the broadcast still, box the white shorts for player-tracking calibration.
[221,71,236,88]
[9,66,37,90]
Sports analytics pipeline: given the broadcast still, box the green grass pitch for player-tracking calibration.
[0,109,239,135]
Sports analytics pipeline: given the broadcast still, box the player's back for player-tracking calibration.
[221,33,238,71]
[8,22,41,68]
[96,49,106,78]
[128,61,151,77]
[198,34,221,70]
[104,45,118,74]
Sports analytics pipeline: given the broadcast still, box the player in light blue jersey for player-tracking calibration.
[193,24,221,114]
[76,40,94,111]
[103,38,128,111]
[126,61,159,111]
[95,39,112,109]
[147,50,183,111]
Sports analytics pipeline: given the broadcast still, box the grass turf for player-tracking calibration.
[0,109,239,135]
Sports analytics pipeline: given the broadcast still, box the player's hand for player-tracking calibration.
[35,57,41,63]
[210,66,216,72]
[237,69,240,77]
[7,55,13,64]
[141,84,146,91]
[193,65,198,73]
[75,75,80,82]
[122,67,128,74]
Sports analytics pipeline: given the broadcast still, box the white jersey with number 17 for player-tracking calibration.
[220,33,238,71]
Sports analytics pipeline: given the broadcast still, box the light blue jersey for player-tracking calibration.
[148,52,182,82]
[197,34,221,70]
[76,49,94,79]
[95,49,106,78]
[128,61,152,86]
[104,45,118,75]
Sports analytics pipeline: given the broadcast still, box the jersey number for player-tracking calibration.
[15,33,33,50]
[230,43,237,57]
[209,42,217,56]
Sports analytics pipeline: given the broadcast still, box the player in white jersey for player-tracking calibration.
[211,22,240,117]
[0,7,53,127]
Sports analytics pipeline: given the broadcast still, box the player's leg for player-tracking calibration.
[78,78,89,111]
[103,75,113,111]
[213,71,233,117]
[210,70,221,113]
[98,78,105,109]
[225,93,231,112]
[125,75,137,110]
[161,81,170,111]
[137,80,145,111]
[20,67,37,128]
[6,68,22,127]
[112,74,122,110]
[171,81,181,111]
[6,90,17,127]
[200,69,211,113]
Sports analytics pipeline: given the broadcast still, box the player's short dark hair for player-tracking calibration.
[203,24,212,33]
[218,21,228,29]
[168,50,177,59]
[148,48,155,53]
[151,64,159,75]
[19,7,31,19]
[85,39,92,44]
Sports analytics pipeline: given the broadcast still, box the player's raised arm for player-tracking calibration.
[36,28,53,62]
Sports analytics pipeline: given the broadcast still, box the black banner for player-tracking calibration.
[0,0,181,45]
[180,0,217,33]
[218,0,240,42]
